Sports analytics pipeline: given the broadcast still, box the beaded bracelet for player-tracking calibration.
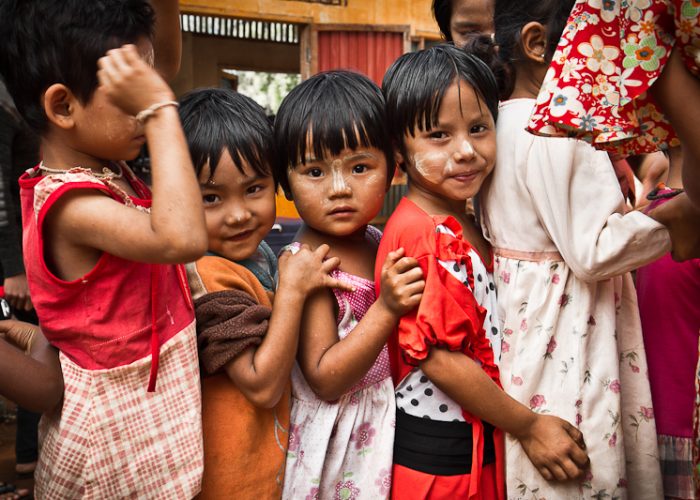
[135,100,179,124]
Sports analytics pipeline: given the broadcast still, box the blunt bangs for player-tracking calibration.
[273,70,392,196]
[383,44,499,147]
[178,88,274,182]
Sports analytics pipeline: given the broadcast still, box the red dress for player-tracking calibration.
[528,0,699,155]
[20,165,203,499]
[375,198,505,500]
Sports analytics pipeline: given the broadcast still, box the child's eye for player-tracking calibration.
[202,194,220,205]
[428,131,448,140]
[307,168,323,178]
[470,124,489,134]
[352,164,368,174]
[247,184,265,195]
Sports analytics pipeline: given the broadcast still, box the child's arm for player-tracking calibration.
[150,0,181,81]
[525,136,670,281]
[651,47,700,208]
[47,45,207,265]
[421,348,589,481]
[223,244,354,409]
[297,248,424,402]
[0,320,63,413]
[646,192,700,261]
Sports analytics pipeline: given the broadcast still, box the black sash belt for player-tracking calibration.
[393,410,496,476]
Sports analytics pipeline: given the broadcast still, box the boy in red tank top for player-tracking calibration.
[0,1,209,497]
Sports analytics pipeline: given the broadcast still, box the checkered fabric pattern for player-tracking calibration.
[660,434,696,500]
[35,323,203,499]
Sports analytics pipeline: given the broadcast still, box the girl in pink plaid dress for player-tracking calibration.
[1,1,208,498]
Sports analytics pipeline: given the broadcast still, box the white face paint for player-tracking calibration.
[412,139,476,180]
[330,159,350,194]
[458,139,475,158]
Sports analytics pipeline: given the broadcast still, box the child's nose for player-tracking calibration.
[454,139,476,161]
[328,170,352,197]
[225,205,252,225]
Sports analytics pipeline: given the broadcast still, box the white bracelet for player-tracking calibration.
[135,100,179,124]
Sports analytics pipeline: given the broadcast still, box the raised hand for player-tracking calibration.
[97,43,174,117]
[379,247,424,316]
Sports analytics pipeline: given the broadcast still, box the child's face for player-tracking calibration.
[199,149,276,261]
[70,37,155,163]
[402,80,496,204]
[288,143,388,238]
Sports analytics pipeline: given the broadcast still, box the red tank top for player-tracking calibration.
[19,164,194,390]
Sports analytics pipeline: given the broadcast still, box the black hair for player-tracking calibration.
[178,88,275,183]
[433,0,454,41]
[273,70,393,198]
[0,0,155,133]
[466,0,575,99]
[382,44,499,166]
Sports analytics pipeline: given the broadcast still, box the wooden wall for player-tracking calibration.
[178,0,441,40]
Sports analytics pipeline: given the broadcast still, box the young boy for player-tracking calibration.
[0,1,209,498]
[179,88,353,499]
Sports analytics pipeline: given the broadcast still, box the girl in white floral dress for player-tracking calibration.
[272,70,425,500]
[472,0,682,498]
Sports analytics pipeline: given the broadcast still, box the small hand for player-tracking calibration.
[97,44,175,117]
[379,248,424,316]
[516,414,589,482]
[278,244,355,295]
[3,274,33,312]
[648,192,700,261]
[0,319,40,352]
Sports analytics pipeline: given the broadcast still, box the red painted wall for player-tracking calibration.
[317,31,404,85]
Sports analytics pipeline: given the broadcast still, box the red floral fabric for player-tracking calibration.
[528,0,700,155]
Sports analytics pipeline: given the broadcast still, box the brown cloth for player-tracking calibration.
[194,289,271,375]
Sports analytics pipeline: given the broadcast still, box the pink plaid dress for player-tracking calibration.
[19,165,203,499]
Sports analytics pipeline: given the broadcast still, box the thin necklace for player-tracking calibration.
[38,161,124,180]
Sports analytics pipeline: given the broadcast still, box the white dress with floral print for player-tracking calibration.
[481,99,670,499]
[282,230,395,500]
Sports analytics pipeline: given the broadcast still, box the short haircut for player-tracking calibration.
[382,44,499,162]
[178,88,275,183]
[0,0,155,133]
[433,0,454,41]
[273,70,393,197]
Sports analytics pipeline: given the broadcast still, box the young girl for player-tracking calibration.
[1,1,208,497]
[379,44,589,499]
[272,70,425,499]
[473,0,679,497]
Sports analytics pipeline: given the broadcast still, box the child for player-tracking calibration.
[636,156,700,499]
[379,43,589,500]
[432,0,494,47]
[0,1,209,497]
[179,88,354,499]
[473,0,681,496]
[272,70,425,499]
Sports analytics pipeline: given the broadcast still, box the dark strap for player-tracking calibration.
[393,410,496,476]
